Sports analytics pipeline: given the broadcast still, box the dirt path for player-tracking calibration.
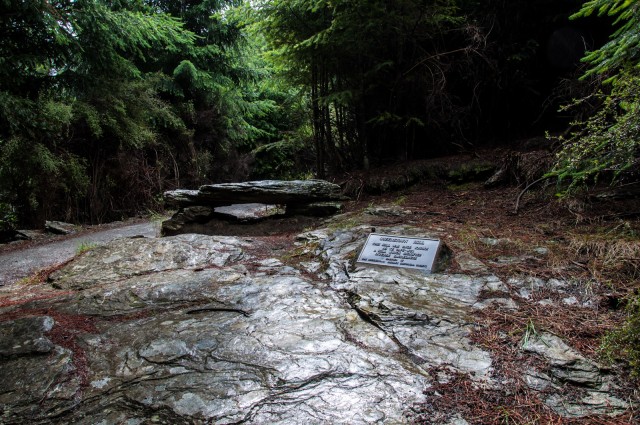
[0,221,159,286]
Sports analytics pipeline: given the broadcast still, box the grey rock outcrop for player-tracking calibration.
[522,332,628,417]
[0,218,632,423]
[0,316,55,357]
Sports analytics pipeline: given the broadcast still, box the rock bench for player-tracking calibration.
[162,179,347,236]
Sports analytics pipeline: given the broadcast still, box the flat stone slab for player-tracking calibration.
[164,179,345,208]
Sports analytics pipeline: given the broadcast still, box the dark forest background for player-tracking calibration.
[1,0,638,228]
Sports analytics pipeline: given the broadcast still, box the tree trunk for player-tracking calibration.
[311,64,325,179]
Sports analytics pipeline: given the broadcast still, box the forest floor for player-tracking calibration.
[338,158,640,423]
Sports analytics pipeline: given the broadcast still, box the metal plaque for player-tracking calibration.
[356,233,441,272]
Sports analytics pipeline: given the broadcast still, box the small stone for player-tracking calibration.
[522,332,604,388]
[364,206,410,217]
[45,220,77,235]
[91,377,111,389]
[479,237,501,246]
[455,252,488,273]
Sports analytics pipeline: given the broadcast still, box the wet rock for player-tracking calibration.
[0,345,79,422]
[68,275,429,424]
[523,369,554,392]
[522,332,629,417]
[163,189,201,207]
[48,234,250,290]
[0,219,632,423]
[4,233,434,423]
[343,269,494,377]
[365,206,411,217]
[522,332,604,387]
[0,317,80,422]
[309,226,495,379]
[161,206,224,236]
[546,392,629,418]
[0,316,55,357]
[454,252,489,274]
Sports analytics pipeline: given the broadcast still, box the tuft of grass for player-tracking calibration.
[569,233,640,284]
[146,208,168,223]
[520,319,538,349]
[76,241,98,255]
[392,195,407,206]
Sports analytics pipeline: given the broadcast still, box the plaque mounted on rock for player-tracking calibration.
[357,233,449,273]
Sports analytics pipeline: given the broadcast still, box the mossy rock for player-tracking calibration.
[446,162,496,183]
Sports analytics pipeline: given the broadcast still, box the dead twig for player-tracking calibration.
[514,176,552,214]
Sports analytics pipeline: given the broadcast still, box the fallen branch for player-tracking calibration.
[514,176,552,214]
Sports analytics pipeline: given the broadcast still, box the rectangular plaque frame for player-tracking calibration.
[356,233,441,272]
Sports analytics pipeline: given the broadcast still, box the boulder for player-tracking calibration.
[45,220,76,235]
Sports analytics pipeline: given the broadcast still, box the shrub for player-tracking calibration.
[0,202,17,233]
[601,295,640,376]
[550,70,640,192]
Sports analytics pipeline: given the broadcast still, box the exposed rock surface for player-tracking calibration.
[0,210,633,423]
[522,332,628,417]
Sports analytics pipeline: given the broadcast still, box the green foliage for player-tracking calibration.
[0,202,17,233]
[551,0,640,192]
[0,0,276,225]
[251,133,312,179]
[251,0,474,171]
[572,0,640,80]
[550,70,640,191]
[75,241,98,255]
[558,0,640,377]
[601,295,640,375]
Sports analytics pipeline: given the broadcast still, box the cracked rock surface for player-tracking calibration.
[0,222,632,423]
